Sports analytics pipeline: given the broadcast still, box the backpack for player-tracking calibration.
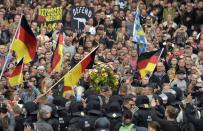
[119,123,135,131]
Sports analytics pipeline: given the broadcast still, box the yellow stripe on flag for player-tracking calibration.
[140,63,156,78]
[145,63,157,72]
[63,63,83,97]
[139,68,147,79]
[8,74,23,87]
[52,44,63,72]
[12,39,32,63]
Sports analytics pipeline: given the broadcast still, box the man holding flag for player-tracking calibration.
[50,33,63,73]
[137,48,164,78]
[8,58,24,87]
[133,3,149,55]
[11,15,37,64]
[63,45,98,98]
[0,14,37,79]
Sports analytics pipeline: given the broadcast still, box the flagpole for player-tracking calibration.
[44,44,100,95]
[18,57,25,86]
[0,14,23,80]
[157,48,164,62]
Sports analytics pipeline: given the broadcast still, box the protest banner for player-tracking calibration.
[71,6,94,33]
[36,7,63,33]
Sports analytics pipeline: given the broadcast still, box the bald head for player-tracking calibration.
[157,62,165,73]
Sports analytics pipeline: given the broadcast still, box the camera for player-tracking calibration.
[191,86,202,98]
[192,86,201,92]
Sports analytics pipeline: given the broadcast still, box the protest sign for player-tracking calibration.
[71,6,94,33]
[36,7,62,33]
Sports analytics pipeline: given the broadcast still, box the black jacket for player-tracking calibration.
[151,107,179,131]
[14,115,25,131]
[47,118,59,131]
[133,107,151,128]
[79,115,101,131]
[69,112,86,129]
[0,30,10,44]
[58,110,71,131]
[70,58,79,68]
[185,103,203,131]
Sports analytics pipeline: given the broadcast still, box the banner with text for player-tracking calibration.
[71,6,94,33]
[36,7,62,33]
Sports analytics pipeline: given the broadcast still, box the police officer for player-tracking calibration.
[133,95,152,128]
[53,96,70,131]
[119,110,148,131]
[106,101,122,131]
[81,100,103,131]
[94,117,111,131]
[45,104,60,131]
[23,101,38,127]
[68,100,85,129]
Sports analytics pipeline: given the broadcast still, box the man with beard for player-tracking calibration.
[149,62,170,87]
[0,102,15,131]
[70,53,81,68]
[19,81,41,103]
[106,24,116,49]
[171,70,187,92]
[63,34,76,60]
[35,66,45,86]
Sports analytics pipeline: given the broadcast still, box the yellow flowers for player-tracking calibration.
[114,81,119,86]
[96,87,100,92]
[95,79,99,84]
[102,73,108,77]
[101,68,105,73]
[88,66,118,92]
[90,73,93,78]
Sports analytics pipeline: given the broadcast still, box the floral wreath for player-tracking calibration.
[84,63,119,92]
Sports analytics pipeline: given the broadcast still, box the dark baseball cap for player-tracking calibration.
[97,25,104,30]
[176,70,185,74]
[64,26,72,31]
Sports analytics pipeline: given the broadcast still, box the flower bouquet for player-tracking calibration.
[84,64,119,92]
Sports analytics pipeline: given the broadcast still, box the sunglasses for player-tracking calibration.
[67,34,73,37]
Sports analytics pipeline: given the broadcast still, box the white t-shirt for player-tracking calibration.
[163,21,177,29]
[89,26,96,35]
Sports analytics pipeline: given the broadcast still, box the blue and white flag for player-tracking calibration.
[133,6,148,55]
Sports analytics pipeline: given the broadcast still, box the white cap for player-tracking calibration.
[37,66,45,70]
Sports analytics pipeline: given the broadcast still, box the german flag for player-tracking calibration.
[12,15,37,64]
[50,33,63,72]
[63,46,98,97]
[9,58,24,87]
[138,49,163,78]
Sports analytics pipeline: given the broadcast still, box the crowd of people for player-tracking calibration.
[0,0,203,131]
